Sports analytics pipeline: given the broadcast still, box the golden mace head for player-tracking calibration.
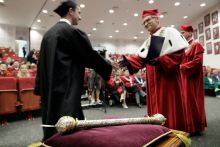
[55,116,76,134]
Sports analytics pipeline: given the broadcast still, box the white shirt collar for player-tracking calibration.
[59,18,71,25]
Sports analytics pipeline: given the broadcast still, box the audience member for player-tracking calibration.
[17,64,31,78]
[27,49,35,63]
[134,70,146,92]
[89,69,102,105]
[0,62,12,77]
[107,72,128,108]
[26,61,31,69]
[211,70,220,85]
[0,52,2,58]
[207,68,212,74]
[120,69,146,107]
[9,60,20,76]
[30,63,37,69]
[4,53,8,57]
[204,72,220,97]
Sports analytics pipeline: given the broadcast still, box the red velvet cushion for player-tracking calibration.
[44,124,171,147]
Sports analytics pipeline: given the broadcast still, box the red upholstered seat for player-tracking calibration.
[19,77,41,120]
[0,77,18,125]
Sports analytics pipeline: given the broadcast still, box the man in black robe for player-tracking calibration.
[34,0,116,141]
[27,49,35,63]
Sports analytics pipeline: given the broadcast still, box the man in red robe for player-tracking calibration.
[180,25,207,132]
[119,9,189,132]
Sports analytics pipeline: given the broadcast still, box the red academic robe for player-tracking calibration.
[127,50,188,132]
[106,78,123,95]
[181,42,206,132]
[120,76,141,90]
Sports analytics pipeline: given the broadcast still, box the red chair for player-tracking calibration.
[19,77,41,121]
[0,77,18,126]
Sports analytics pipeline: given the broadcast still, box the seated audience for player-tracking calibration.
[134,70,146,92]
[107,72,128,108]
[4,53,8,57]
[30,63,37,69]
[212,70,220,85]
[26,61,31,69]
[206,68,212,74]
[120,69,146,108]
[204,72,220,97]
[9,60,20,76]
[0,62,12,77]
[17,64,31,78]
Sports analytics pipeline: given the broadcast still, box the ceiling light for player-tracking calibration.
[109,10,114,13]
[116,30,119,32]
[32,27,36,29]
[140,31,144,33]
[42,10,47,13]
[134,37,137,39]
[183,16,187,18]
[52,0,55,1]
[80,4,85,8]
[0,0,4,2]
[149,0,154,4]
[171,25,175,27]
[200,3,206,7]
[175,2,180,6]
[88,34,91,36]
[123,23,127,26]
[100,20,104,23]
[93,28,97,30]
[37,19,41,22]
[134,13,138,17]
[109,36,113,38]
[160,15,164,18]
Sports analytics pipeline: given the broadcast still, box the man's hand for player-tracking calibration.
[118,55,130,68]
[109,60,119,69]
[148,58,159,66]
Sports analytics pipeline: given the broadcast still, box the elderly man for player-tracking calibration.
[212,70,220,85]
[119,9,189,131]
[180,25,206,132]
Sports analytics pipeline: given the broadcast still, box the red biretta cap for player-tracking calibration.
[142,9,159,19]
[180,25,194,32]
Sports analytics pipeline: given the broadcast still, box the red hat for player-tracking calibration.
[142,9,159,19]
[180,25,194,32]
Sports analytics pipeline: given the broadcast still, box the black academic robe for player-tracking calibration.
[34,22,112,141]
[27,50,34,63]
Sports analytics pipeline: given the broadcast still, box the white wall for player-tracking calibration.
[0,23,15,50]
[189,5,220,68]
[30,29,47,51]
[89,37,145,57]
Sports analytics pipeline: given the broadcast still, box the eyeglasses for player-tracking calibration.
[142,17,157,25]
[180,31,189,35]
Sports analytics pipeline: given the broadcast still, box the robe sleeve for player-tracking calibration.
[71,29,112,81]
[127,56,145,75]
[106,79,116,88]
[157,49,184,75]
[181,43,204,77]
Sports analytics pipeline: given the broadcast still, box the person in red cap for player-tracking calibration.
[180,25,207,132]
[118,9,189,132]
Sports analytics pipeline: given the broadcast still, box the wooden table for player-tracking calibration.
[149,130,190,147]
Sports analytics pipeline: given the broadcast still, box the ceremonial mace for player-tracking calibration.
[41,114,167,135]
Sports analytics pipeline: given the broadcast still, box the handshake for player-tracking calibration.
[109,55,159,69]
